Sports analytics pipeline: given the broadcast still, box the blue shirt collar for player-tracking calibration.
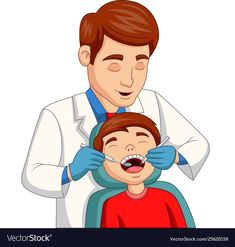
[86,88,126,123]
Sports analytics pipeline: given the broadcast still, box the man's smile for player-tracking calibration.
[117,91,133,97]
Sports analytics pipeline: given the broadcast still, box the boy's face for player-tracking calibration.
[88,35,150,107]
[102,126,156,185]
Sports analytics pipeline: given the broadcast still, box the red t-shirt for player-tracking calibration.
[101,188,187,228]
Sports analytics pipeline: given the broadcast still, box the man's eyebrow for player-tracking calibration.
[105,137,117,145]
[136,54,149,61]
[136,132,149,137]
[102,54,123,61]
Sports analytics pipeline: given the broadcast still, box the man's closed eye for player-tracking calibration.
[135,62,146,70]
[107,63,121,72]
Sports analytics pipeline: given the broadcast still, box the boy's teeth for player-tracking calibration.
[120,154,145,164]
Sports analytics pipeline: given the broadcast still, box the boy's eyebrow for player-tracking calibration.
[136,54,149,61]
[105,137,117,145]
[102,54,123,61]
[136,132,149,137]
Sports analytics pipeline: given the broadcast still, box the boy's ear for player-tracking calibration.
[78,45,91,66]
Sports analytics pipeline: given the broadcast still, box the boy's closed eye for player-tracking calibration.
[105,137,118,148]
[136,132,149,144]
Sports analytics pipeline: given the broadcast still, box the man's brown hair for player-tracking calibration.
[93,112,161,151]
[80,0,159,64]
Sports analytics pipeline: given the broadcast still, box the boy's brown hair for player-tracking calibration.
[93,112,161,151]
[80,0,159,64]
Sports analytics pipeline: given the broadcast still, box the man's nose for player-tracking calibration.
[120,67,134,88]
[125,144,135,152]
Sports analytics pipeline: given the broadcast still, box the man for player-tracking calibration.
[21,0,209,227]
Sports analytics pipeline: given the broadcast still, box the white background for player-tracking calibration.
[0,0,234,228]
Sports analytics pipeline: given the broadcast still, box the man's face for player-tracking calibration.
[102,126,156,185]
[88,35,150,107]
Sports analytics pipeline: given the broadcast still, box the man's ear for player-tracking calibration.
[78,45,91,66]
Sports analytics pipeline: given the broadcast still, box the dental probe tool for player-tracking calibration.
[139,136,170,165]
[158,136,170,147]
[80,143,115,162]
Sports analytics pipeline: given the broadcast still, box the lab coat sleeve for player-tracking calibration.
[155,93,210,180]
[21,108,70,198]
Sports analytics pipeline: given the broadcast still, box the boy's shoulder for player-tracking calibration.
[148,187,174,195]
[147,187,179,202]
[104,190,127,203]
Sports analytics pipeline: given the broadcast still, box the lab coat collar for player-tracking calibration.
[72,91,144,142]
[72,92,97,142]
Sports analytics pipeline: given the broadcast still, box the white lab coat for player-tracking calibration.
[21,89,209,227]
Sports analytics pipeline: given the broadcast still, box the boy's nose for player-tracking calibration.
[125,144,135,152]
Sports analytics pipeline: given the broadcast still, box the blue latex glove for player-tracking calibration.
[69,147,105,181]
[146,146,176,170]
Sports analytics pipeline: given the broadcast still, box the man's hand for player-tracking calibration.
[69,147,105,181]
[146,146,178,170]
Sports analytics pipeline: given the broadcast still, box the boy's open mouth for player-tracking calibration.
[120,154,145,173]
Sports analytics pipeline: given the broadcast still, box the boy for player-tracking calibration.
[93,112,187,228]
